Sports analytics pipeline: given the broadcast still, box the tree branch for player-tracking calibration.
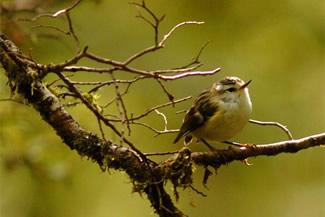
[191,133,325,171]
[0,32,182,217]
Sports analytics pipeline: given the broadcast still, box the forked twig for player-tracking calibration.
[160,21,204,46]
[130,0,164,46]
[249,119,293,140]
[107,96,192,122]
[172,41,210,70]
[20,0,82,22]
[155,109,168,131]
[132,109,180,136]
[156,79,174,102]
[110,72,131,138]
[132,122,179,136]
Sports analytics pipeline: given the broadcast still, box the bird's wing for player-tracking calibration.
[173,106,204,144]
[173,88,218,143]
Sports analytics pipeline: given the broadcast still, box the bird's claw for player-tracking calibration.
[242,158,253,166]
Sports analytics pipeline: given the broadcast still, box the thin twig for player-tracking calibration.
[32,25,70,35]
[110,72,131,138]
[63,102,81,107]
[87,76,145,93]
[71,76,145,86]
[153,63,203,74]
[172,41,210,70]
[63,66,117,73]
[160,68,221,80]
[65,12,80,52]
[63,64,221,82]
[0,98,26,105]
[249,119,293,140]
[160,21,204,46]
[156,79,174,102]
[124,16,203,66]
[176,110,187,114]
[47,74,74,87]
[123,46,163,65]
[84,52,125,67]
[144,151,179,156]
[107,96,192,122]
[19,0,82,22]
[130,0,164,46]
[97,117,107,142]
[132,122,179,136]
[189,185,207,197]
[102,81,135,109]
[155,109,168,131]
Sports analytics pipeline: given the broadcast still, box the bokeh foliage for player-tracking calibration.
[0,1,324,217]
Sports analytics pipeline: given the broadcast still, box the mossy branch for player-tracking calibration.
[0,33,182,217]
[1,31,324,217]
[191,133,325,171]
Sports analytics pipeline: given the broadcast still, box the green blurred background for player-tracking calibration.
[0,0,324,217]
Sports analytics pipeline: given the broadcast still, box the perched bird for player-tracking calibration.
[173,76,252,149]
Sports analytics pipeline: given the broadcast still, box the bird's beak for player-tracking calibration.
[239,80,251,90]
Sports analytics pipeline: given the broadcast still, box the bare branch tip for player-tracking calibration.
[159,14,166,22]
[249,119,294,140]
[83,46,89,53]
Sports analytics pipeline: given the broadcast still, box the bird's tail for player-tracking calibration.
[173,131,184,144]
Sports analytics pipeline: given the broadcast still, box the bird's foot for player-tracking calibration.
[184,135,193,145]
[242,158,253,166]
[201,139,222,151]
[223,141,256,150]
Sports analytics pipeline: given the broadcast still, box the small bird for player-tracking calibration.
[173,76,252,149]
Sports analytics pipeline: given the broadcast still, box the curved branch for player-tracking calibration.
[0,33,181,217]
[249,119,293,140]
[191,133,325,170]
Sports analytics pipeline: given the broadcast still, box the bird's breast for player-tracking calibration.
[192,93,252,141]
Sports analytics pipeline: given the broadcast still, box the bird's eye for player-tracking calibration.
[227,87,236,92]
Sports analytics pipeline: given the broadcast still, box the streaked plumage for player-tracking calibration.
[173,76,252,145]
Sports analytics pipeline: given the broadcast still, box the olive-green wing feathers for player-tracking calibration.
[173,106,204,144]
[173,87,218,144]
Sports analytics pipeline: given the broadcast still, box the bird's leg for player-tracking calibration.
[223,141,242,147]
[201,139,219,151]
[223,141,255,166]
[184,135,193,145]
[223,141,256,148]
